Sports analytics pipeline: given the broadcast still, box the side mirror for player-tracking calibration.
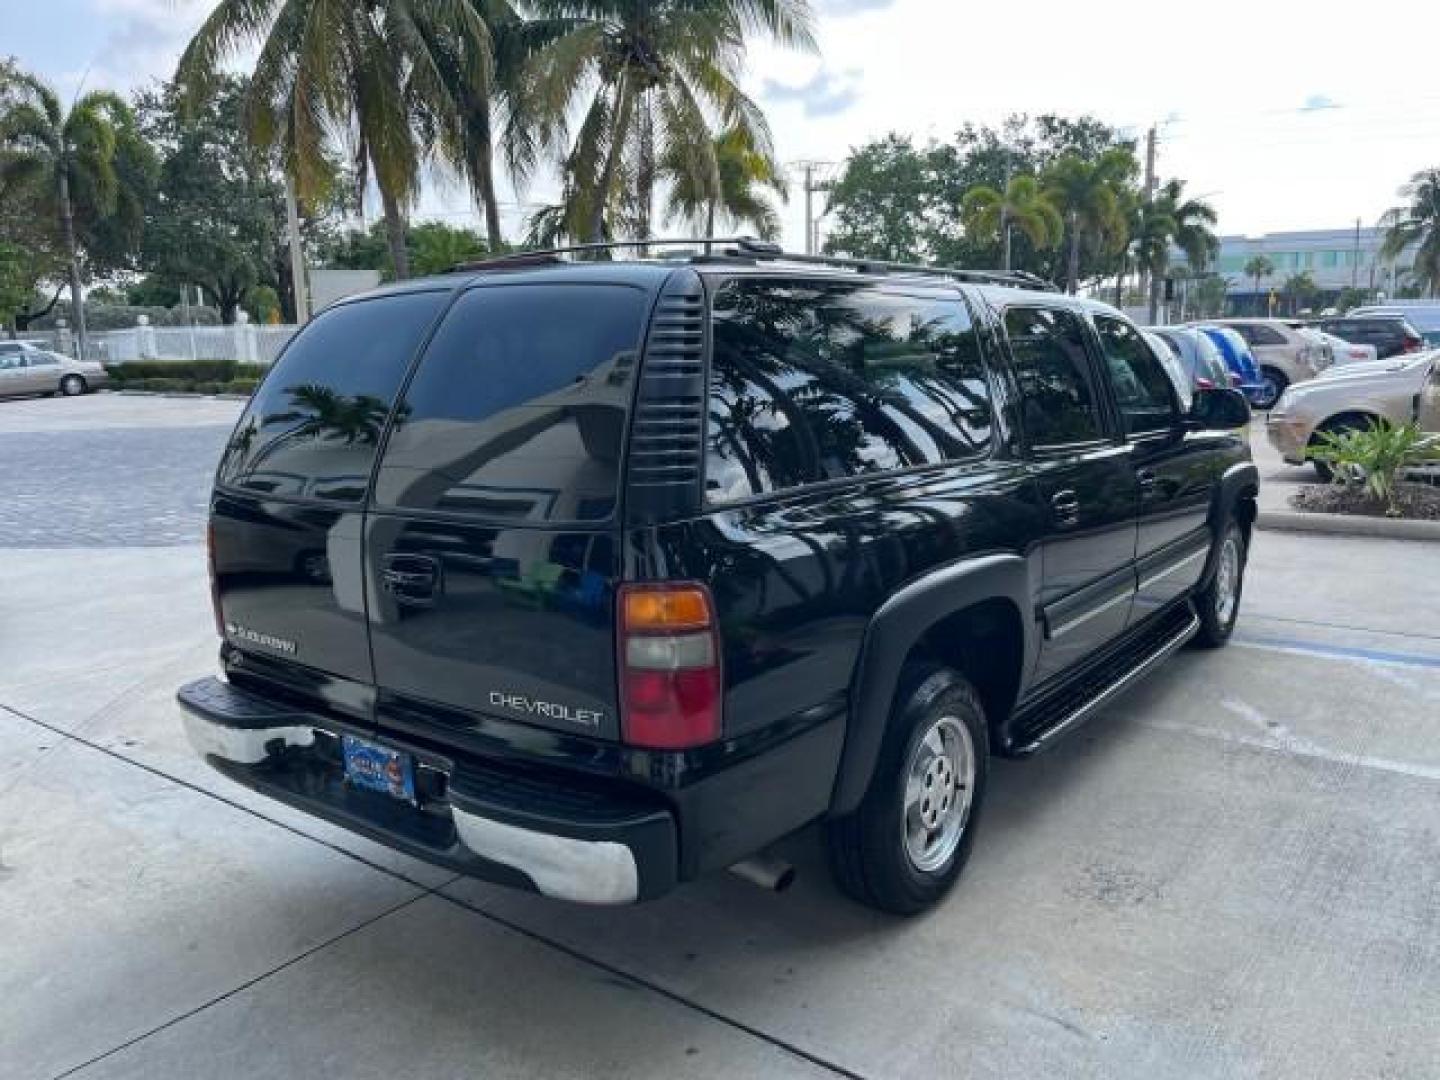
[1187,387,1251,430]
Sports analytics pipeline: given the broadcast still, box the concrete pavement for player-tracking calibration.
[3,395,1439,1079]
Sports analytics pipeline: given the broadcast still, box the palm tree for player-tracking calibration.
[1137,180,1217,322]
[1043,148,1133,294]
[1282,271,1318,316]
[960,174,1063,272]
[177,0,493,279]
[664,125,786,242]
[0,72,137,359]
[524,0,815,245]
[1380,168,1440,298]
[1244,255,1275,314]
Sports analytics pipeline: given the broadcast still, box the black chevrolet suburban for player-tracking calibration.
[179,240,1257,915]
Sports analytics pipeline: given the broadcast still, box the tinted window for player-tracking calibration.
[26,353,58,366]
[373,284,647,521]
[704,280,992,502]
[1003,307,1104,447]
[1238,323,1286,345]
[1096,316,1180,433]
[218,291,447,502]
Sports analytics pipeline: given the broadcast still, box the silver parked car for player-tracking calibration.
[1150,326,1234,391]
[1266,350,1440,480]
[1214,318,1331,410]
[0,341,108,398]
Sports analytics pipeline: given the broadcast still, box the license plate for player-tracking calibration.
[341,734,416,803]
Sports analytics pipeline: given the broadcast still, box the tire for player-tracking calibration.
[826,663,989,915]
[60,375,86,397]
[1193,520,1246,648]
[1254,367,1288,411]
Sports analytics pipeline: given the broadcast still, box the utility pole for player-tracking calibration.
[792,161,835,255]
[285,176,311,323]
[1351,217,1361,290]
[1000,158,1014,273]
[1142,125,1158,323]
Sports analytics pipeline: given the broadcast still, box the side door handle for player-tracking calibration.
[1051,489,1081,526]
[381,554,443,606]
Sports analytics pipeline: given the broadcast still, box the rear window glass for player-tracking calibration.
[218,291,447,502]
[372,284,646,521]
[704,280,991,503]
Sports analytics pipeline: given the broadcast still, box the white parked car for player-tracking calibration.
[1266,350,1440,480]
[0,341,108,398]
[1301,327,1377,367]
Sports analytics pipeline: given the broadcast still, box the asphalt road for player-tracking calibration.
[3,395,1439,1080]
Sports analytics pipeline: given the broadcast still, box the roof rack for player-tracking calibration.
[450,236,1057,292]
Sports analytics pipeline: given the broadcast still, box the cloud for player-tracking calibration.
[762,67,862,118]
[1300,93,1340,112]
[815,0,896,12]
[82,0,211,92]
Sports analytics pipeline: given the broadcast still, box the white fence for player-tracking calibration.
[36,321,299,366]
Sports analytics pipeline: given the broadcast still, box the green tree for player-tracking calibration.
[1243,255,1275,312]
[822,135,938,261]
[525,0,815,244]
[178,0,493,280]
[137,78,280,323]
[1137,180,1217,322]
[960,174,1063,272]
[663,125,786,241]
[1282,271,1318,315]
[315,219,488,279]
[0,68,153,354]
[1043,148,1134,293]
[1380,168,1440,298]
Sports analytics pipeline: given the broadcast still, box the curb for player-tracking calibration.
[111,390,251,401]
[1257,509,1440,542]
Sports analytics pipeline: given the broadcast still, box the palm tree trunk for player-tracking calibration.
[588,75,633,243]
[705,201,716,254]
[1067,214,1081,295]
[636,98,655,249]
[57,169,88,361]
[471,115,504,252]
[380,184,410,280]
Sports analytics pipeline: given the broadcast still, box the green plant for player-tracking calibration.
[1306,420,1440,516]
[222,378,259,395]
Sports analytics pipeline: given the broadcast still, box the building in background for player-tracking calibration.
[1172,227,1422,316]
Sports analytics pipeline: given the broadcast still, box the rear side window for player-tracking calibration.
[703,280,992,503]
[372,284,646,521]
[1095,316,1181,432]
[1238,323,1286,345]
[218,291,447,502]
[1003,307,1105,447]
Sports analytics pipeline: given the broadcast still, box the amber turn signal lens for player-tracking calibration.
[621,585,712,632]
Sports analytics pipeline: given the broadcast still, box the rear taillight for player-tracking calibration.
[1196,377,1215,389]
[206,522,224,637]
[618,583,721,750]
[1403,337,1423,354]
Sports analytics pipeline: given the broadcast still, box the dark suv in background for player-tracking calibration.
[1315,315,1425,360]
[180,240,1257,915]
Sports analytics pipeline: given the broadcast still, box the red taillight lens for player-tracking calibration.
[206,522,224,637]
[1403,337,1422,353]
[1196,377,1215,389]
[618,583,721,750]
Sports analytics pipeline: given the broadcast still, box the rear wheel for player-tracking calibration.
[1193,521,1246,648]
[827,664,989,915]
[60,374,86,397]
[1254,366,1288,411]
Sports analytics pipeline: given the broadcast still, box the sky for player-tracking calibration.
[9,0,1440,254]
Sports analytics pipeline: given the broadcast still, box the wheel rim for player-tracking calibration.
[902,715,975,873]
[63,377,81,395]
[1214,533,1241,625]
[1258,375,1279,409]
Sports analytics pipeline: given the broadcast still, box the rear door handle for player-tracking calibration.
[381,554,442,605]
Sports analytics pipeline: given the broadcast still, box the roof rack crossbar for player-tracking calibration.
[450,236,1057,292]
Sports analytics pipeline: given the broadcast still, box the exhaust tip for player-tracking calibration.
[729,855,796,893]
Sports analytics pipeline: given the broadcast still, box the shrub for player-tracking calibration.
[192,381,222,395]
[107,360,268,384]
[1307,420,1440,515]
[221,378,259,395]
[142,378,188,392]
